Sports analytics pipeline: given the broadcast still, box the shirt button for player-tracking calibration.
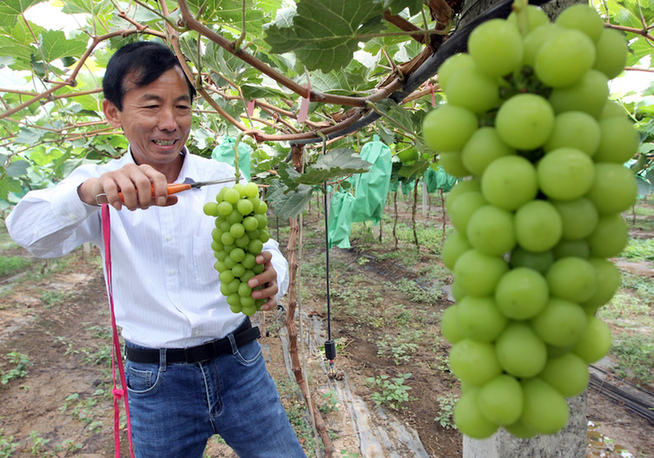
[166,235,172,241]
[69,213,76,220]
[169,269,175,275]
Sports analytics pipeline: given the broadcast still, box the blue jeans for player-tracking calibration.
[124,335,306,458]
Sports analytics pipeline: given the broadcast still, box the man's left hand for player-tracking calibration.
[248,251,279,312]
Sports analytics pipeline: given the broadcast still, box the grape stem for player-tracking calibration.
[233,132,243,182]
[512,0,530,36]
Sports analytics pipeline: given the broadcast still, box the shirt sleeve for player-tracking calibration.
[5,169,103,258]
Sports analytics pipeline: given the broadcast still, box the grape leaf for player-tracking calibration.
[39,30,88,63]
[299,148,372,185]
[264,0,386,73]
[266,179,316,219]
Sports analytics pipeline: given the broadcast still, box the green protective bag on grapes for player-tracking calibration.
[204,181,269,316]
[426,0,639,441]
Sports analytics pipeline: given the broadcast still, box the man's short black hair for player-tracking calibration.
[102,41,196,111]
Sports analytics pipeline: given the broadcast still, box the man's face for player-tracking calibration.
[103,66,193,174]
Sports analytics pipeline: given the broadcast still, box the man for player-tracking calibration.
[6,41,306,458]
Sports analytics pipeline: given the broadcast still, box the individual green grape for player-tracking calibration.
[237,198,254,216]
[507,5,549,35]
[447,190,487,234]
[203,201,219,216]
[440,305,464,344]
[549,70,609,119]
[227,210,243,224]
[586,213,629,258]
[478,374,524,426]
[454,388,500,439]
[233,182,246,196]
[537,147,595,200]
[494,267,549,320]
[244,182,259,198]
[422,104,479,152]
[453,249,509,297]
[445,179,482,214]
[242,253,257,270]
[438,152,471,178]
[573,315,612,364]
[555,3,605,43]
[229,222,245,239]
[231,263,246,278]
[581,258,621,314]
[593,28,629,79]
[531,298,588,347]
[449,339,502,386]
[255,200,268,215]
[481,156,538,211]
[223,255,236,270]
[223,188,240,205]
[243,216,259,232]
[600,100,627,120]
[585,163,638,215]
[238,282,253,297]
[227,278,241,293]
[248,239,264,255]
[441,230,472,271]
[594,117,640,163]
[520,378,570,435]
[437,53,475,92]
[229,247,246,263]
[514,200,562,253]
[234,235,250,249]
[538,353,590,398]
[545,257,597,303]
[543,111,601,156]
[219,270,235,284]
[535,29,596,88]
[503,420,538,440]
[468,18,523,78]
[466,205,516,256]
[549,197,599,241]
[217,201,233,216]
[495,93,554,150]
[551,239,590,259]
[461,127,516,177]
[445,66,502,114]
[220,232,235,246]
[522,23,564,67]
[509,247,554,274]
[495,322,548,378]
[456,296,508,342]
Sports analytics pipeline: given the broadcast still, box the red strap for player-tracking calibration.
[102,204,135,458]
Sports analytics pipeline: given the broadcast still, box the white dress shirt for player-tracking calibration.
[6,150,289,348]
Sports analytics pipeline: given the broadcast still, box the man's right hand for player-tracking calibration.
[77,163,178,211]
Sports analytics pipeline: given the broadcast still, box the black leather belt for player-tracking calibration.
[125,318,260,364]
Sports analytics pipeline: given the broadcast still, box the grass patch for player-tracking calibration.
[610,332,654,385]
[0,255,32,277]
[622,238,654,261]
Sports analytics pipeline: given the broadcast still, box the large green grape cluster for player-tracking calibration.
[424,3,638,440]
[203,182,271,316]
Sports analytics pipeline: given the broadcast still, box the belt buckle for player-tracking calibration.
[183,342,217,363]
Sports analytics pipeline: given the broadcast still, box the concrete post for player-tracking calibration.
[463,391,587,458]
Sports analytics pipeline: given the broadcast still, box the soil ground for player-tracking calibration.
[0,194,653,457]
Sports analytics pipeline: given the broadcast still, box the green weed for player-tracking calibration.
[1,352,32,385]
[0,429,19,458]
[365,373,414,409]
[434,393,458,429]
[622,238,654,261]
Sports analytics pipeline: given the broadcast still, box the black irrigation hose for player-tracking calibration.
[290,0,552,146]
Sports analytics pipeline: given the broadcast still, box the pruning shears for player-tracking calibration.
[95,177,237,205]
